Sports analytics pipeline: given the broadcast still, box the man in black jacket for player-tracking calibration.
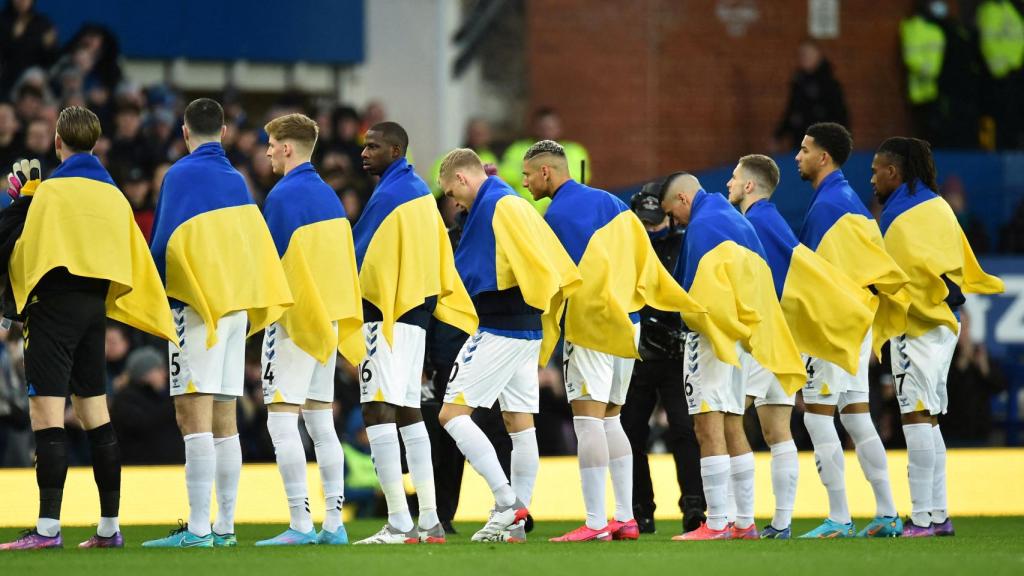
[619,182,705,535]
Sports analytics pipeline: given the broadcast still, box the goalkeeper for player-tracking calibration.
[618,183,706,536]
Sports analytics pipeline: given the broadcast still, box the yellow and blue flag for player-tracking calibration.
[348,158,477,353]
[264,162,363,365]
[675,190,805,394]
[746,199,874,375]
[455,176,580,364]
[10,153,176,343]
[544,180,704,359]
[880,182,1003,337]
[150,142,293,348]
[799,170,910,355]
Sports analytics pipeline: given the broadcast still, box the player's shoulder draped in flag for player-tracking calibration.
[10,153,176,343]
[150,142,293,348]
[675,189,805,394]
[544,179,704,359]
[879,181,1003,336]
[455,175,581,364]
[263,162,364,365]
[349,157,477,353]
[746,198,873,375]
[799,169,910,355]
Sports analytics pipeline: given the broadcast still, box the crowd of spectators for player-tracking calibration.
[0,0,1017,474]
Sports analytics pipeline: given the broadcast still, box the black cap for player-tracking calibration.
[631,182,665,225]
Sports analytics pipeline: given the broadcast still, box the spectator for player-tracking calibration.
[104,324,131,394]
[0,0,57,98]
[107,103,155,184]
[0,326,29,467]
[110,347,184,464]
[772,39,849,150]
[0,102,24,174]
[22,116,57,175]
[942,174,991,253]
[12,80,46,122]
[122,167,155,241]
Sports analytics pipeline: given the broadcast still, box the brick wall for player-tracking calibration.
[526,0,914,189]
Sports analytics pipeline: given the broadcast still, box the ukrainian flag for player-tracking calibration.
[746,199,874,375]
[454,176,581,364]
[264,162,363,365]
[348,158,477,353]
[880,182,1003,336]
[10,153,176,343]
[675,190,805,395]
[799,170,910,355]
[544,180,704,359]
[150,142,293,348]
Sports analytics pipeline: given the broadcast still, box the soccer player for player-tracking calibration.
[254,113,364,546]
[727,155,875,539]
[871,137,1003,536]
[352,122,477,545]
[661,173,805,541]
[143,99,293,548]
[795,122,910,538]
[522,140,705,543]
[0,107,177,550]
[436,148,580,542]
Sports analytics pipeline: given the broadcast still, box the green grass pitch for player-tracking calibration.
[2,518,1022,575]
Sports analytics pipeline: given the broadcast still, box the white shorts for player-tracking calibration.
[443,331,541,413]
[683,332,746,416]
[891,324,959,415]
[358,321,426,408]
[801,329,872,408]
[563,323,641,406]
[261,321,337,405]
[168,306,246,398]
[742,352,795,407]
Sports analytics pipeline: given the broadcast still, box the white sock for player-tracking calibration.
[904,423,935,527]
[444,415,515,507]
[303,409,345,532]
[400,421,439,530]
[932,424,948,523]
[184,432,215,537]
[267,412,312,533]
[509,427,539,507]
[212,434,242,535]
[730,452,755,530]
[768,441,798,530]
[574,416,609,530]
[841,412,897,517]
[604,415,634,522]
[36,517,60,538]
[366,423,413,532]
[701,455,731,531]
[804,412,850,524]
[97,517,119,538]
[726,474,737,524]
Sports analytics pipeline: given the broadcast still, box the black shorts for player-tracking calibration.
[23,289,108,398]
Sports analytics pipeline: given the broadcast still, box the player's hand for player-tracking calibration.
[7,159,42,200]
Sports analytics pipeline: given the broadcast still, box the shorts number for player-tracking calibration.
[805,357,815,380]
[170,352,181,377]
[448,362,460,383]
[894,373,906,397]
[683,375,694,398]
[361,361,373,383]
[263,363,274,383]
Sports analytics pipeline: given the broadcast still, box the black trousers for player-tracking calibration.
[422,365,511,525]
[620,359,704,520]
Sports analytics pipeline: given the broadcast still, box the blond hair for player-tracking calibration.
[264,113,319,152]
[438,148,484,181]
[56,106,102,152]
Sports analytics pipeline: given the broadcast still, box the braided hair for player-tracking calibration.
[876,137,938,195]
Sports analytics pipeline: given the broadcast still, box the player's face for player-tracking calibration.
[440,173,474,211]
[870,154,899,202]
[361,130,393,176]
[522,159,549,200]
[266,136,286,175]
[726,165,745,206]
[796,135,822,182]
